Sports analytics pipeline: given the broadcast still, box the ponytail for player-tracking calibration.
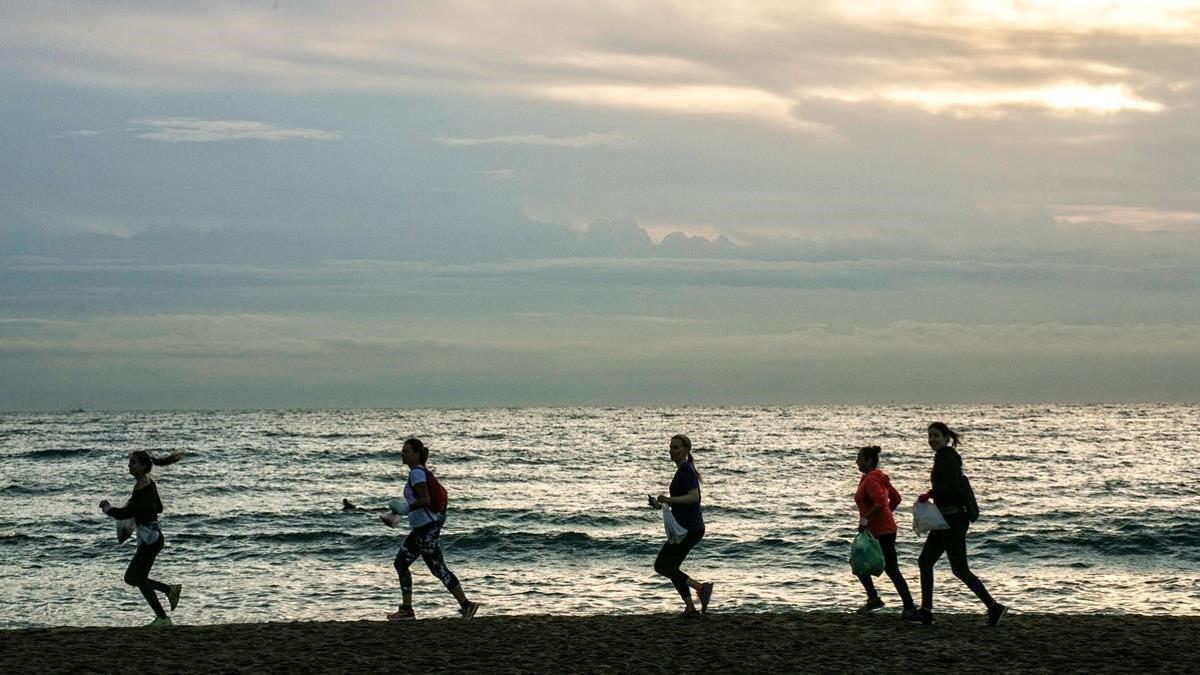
[404,438,430,466]
[928,422,960,448]
[132,450,183,472]
[860,445,881,468]
[672,434,701,483]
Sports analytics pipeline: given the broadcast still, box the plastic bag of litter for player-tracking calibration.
[116,518,136,544]
[663,505,688,544]
[912,500,950,535]
[850,530,885,576]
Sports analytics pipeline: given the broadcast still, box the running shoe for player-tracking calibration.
[905,608,934,625]
[698,582,714,613]
[167,584,182,611]
[145,617,173,629]
[461,601,480,620]
[987,603,1008,627]
[856,597,885,614]
[387,606,416,621]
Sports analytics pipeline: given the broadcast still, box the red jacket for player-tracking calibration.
[855,469,901,536]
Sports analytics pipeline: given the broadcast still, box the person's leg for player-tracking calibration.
[124,539,167,619]
[416,524,467,605]
[878,532,914,609]
[654,532,700,610]
[945,517,995,608]
[393,529,422,608]
[917,529,948,611]
[857,571,879,599]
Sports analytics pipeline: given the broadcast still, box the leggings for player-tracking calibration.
[654,528,704,601]
[857,532,914,608]
[124,533,170,619]
[917,513,994,610]
[394,522,460,595]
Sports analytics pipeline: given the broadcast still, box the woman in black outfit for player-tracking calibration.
[653,434,713,616]
[100,450,184,627]
[908,422,1007,626]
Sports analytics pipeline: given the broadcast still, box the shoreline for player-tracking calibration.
[3,612,1197,673]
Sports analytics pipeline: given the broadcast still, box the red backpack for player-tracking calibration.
[413,465,448,516]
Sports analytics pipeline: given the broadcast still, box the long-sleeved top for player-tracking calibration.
[106,481,163,525]
[929,446,970,512]
[855,469,901,536]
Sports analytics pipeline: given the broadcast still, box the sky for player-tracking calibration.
[1,1,1198,409]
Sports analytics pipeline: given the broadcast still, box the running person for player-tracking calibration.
[99,451,184,627]
[909,422,1007,626]
[384,438,479,621]
[653,434,713,616]
[854,445,916,617]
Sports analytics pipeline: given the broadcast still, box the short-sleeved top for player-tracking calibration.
[403,467,437,529]
[669,462,704,532]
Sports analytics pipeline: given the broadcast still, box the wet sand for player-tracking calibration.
[3,612,1197,673]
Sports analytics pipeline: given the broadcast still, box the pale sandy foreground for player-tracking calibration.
[2,613,1197,673]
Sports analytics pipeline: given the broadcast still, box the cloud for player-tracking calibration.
[537,84,834,134]
[478,168,516,181]
[49,129,100,139]
[439,132,632,148]
[129,117,341,143]
[8,2,1193,130]
[1054,206,1200,233]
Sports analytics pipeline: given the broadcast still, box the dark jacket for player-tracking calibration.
[106,481,163,525]
[929,446,970,512]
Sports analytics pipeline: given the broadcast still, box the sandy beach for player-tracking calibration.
[3,612,1197,673]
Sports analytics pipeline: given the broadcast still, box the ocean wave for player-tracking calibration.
[14,447,103,459]
[984,525,1200,558]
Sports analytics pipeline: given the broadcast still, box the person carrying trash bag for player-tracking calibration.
[907,422,1008,627]
[852,445,916,617]
[651,434,714,616]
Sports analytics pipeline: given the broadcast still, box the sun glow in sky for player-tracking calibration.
[1,1,1198,408]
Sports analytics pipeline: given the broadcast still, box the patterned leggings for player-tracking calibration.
[394,522,460,594]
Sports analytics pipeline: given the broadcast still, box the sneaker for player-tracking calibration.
[145,617,173,628]
[901,606,918,620]
[681,608,701,619]
[167,584,182,611]
[856,597,885,614]
[698,582,714,613]
[460,601,480,620]
[905,608,934,625]
[387,605,416,622]
[987,603,1008,627]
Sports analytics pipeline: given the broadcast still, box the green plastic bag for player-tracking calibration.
[850,530,885,577]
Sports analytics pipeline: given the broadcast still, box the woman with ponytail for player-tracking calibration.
[99,450,184,627]
[652,434,713,615]
[908,422,1007,627]
[382,437,479,621]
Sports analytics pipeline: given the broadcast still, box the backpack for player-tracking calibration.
[412,465,448,516]
[961,474,980,523]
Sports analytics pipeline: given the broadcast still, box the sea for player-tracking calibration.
[2,405,1198,628]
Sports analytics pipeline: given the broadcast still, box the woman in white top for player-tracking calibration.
[383,437,479,621]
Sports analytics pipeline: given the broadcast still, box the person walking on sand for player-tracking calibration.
[853,445,917,618]
[652,434,714,616]
[381,437,479,621]
[99,451,185,628]
[908,422,1008,627]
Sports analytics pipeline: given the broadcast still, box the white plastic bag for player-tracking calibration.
[662,504,688,544]
[116,518,136,544]
[912,500,950,535]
